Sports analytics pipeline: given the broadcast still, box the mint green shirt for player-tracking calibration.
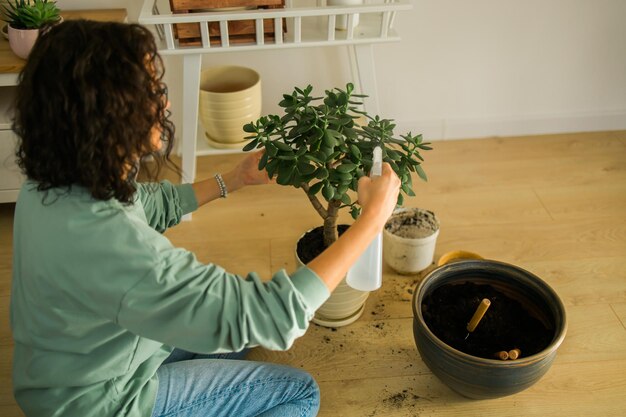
[11,181,329,417]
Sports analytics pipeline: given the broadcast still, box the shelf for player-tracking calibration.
[139,0,412,185]
[139,1,411,54]
[195,121,248,156]
[0,86,16,129]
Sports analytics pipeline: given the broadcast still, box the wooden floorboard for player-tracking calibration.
[317,359,626,417]
[1,131,625,416]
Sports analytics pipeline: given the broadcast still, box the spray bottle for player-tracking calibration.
[346,146,383,291]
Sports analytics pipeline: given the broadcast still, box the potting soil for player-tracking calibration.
[385,209,438,239]
[422,281,553,359]
[297,225,349,264]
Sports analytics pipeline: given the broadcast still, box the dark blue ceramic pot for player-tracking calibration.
[412,260,567,399]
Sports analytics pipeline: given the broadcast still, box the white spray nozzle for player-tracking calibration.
[371,146,383,178]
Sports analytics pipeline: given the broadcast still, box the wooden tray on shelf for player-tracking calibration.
[169,0,285,46]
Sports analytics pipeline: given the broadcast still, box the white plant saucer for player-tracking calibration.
[312,303,366,328]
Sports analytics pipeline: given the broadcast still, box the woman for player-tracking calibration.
[10,20,400,417]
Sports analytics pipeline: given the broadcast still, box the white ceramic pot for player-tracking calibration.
[295,229,369,328]
[328,0,363,30]
[199,66,261,149]
[383,208,440,274]
[8,25,39,59]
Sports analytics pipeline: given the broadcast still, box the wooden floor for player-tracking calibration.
[1,130,625,416]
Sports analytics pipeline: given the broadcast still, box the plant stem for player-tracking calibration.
[323,201,341,248]
[301,184,328,219]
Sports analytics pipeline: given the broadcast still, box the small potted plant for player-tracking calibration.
[2,0,61,59]
[243,83,431,326]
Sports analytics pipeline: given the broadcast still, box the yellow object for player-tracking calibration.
[508,348,521,360]
[467,298,491,333]
[494,351,509,361]
[437,250,484,266]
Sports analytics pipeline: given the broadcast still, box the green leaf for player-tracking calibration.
[309,126,324,142]
[266,159,279,178]
[350,205,361,220]
[304,154,324,165]
[332,171,353,183]
[401,183,416,197]
[243,123,256,133]
[323,130,337,148]
[297,161,316,175]
[341,193,351,205]
[337,184,349,195]
[349,144,362,159]
[397,194,404,206]
[308,181,324,195]
[320,146,334,158]
[310,150,324,162]
[339,115,354,126]
[315,168,329,179]
[337,92,348,106]
[415,164,428,182]
[258,151,269,169]
[276,165,295,185]
[279,95,295,108]
[274,141,293,152]
[295,145,308,157]
[336,163,357,173]
[242,139,259,152]
[266,142,278,157]
[328,151,342,160]
[324,92,337,107]
[386,149,402,161]
[322,184,334,201]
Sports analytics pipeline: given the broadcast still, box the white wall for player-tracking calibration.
[383,0,626,139]
[59,0,626,141]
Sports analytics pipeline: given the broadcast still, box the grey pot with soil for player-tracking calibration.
[383,208,440,274]
[412,259,567,399]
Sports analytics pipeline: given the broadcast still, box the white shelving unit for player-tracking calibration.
[0,85,23,203]
[139,0,412,183]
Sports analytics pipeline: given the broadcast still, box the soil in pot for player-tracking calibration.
[422,281,553,359]
[385,208,438,238]
[297,225,349,263]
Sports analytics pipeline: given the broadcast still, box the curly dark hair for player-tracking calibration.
[13,19,178,204]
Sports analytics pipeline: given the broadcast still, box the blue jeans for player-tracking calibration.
[150,348,320,417]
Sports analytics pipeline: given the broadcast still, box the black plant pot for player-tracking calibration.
[412,260,567,399]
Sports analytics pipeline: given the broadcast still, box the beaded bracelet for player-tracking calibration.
[214,173,227,198]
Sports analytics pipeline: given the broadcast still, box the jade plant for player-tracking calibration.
[2,0,60,30]
[242,83,432,248]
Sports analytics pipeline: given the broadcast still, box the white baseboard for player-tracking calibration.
[394,110,626,141]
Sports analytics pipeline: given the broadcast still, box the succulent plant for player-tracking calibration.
[2,0,60,30]
[243,83,432,247]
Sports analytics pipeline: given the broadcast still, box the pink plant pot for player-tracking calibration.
[8,25,39,59]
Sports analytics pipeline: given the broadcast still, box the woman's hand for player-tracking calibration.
[193,151,273,207]
[230,151,274,187]
[356,163,401,228]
